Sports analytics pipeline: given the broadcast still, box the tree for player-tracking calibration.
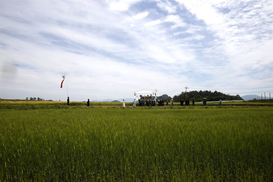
[173,90,242,102]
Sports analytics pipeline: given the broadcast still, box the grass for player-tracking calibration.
[0,103,273,181]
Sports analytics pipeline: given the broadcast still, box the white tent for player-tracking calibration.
[134,90,157,101]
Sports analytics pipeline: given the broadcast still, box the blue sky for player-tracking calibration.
[1,0,273,101]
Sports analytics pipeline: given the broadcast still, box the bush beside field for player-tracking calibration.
[0,107,273,181]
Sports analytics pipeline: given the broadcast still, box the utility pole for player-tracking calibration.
[261,93,263,100]
[185,86,189,100]
[185,86,189,92]
[270,93,271,99]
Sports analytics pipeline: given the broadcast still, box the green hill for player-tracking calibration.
[173,90,242,102]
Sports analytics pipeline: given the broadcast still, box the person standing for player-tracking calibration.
[123,99,125,107]
[203,98,206,106]
[171,99,173,106]
[220,99,222,106]
[133,99,136,107]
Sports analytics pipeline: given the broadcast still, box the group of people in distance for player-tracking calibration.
[180,99,195,106]
[138,99,172,106]
[138,99,156,106]
[81,98,223,107]
[121,98,222,107]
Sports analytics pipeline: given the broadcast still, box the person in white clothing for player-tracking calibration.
[123,99,125,107]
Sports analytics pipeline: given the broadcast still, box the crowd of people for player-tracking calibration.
[74,97,221,107]
[134,98,212,107]
[83,98,220,107]
[137,99,173,106]
[138,99,156,106]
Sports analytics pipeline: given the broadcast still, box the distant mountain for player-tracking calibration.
[117,98,134,102]
[242,95,261,100]
[91,99,112,102]
[111,100,120,102]
[90,98,135,102]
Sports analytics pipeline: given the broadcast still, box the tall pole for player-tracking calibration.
[185,86,189,100]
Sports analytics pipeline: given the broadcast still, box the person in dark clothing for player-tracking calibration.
[158,99,164,106]
[203,98,206,106]
[192,99,195,106]
[87,99,90,106]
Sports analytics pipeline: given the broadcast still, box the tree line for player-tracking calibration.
[173,90,242,102]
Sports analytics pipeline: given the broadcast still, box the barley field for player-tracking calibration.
[0,104,273,181]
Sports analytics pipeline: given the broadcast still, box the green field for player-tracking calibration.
[0,102,273,181]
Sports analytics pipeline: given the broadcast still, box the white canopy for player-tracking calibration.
[134,90,157,100]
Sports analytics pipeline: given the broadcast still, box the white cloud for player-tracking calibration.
[165,15,186,29]
[133,11,149,20]
[165,15,180,22]
[176,0,225,25]
[1,0,273,100]
[144,19,162,26]
[106,0,143,11]
[176,0,273,80]
[156,0,177,13]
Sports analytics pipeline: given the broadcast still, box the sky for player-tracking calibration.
[1,0,273,101]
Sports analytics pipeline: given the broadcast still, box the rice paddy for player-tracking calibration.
[0,101,272,181]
